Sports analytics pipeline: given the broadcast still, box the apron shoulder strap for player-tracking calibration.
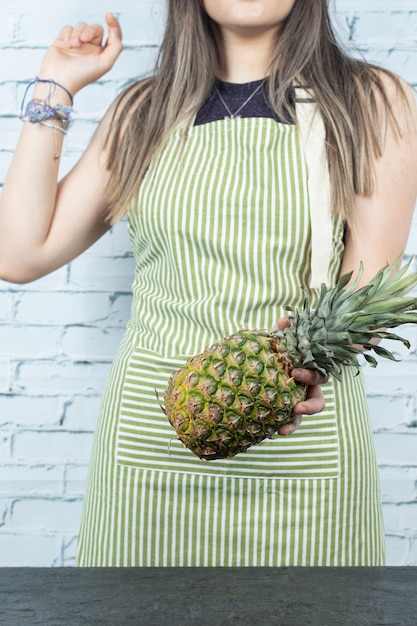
[295,86,334,288]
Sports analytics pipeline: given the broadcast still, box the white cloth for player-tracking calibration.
[296,87,334,288]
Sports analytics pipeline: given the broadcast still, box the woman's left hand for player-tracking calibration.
[278,368,328,435]
[274,317,328,436]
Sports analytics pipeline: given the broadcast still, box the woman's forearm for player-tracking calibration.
[0,84,70,260]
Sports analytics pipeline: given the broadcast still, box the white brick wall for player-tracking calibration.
[0,1,416,567]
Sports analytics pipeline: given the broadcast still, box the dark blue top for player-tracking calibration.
[194,78,294,126]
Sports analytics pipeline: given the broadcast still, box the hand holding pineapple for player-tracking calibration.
[273,317,328,436]
[164,258,417,461]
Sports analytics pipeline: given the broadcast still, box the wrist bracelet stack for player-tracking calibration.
[19,77,74,134]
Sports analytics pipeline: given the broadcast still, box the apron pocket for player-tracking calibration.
[115,346,340,480]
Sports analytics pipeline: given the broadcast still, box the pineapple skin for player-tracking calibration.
[164,329,306,461]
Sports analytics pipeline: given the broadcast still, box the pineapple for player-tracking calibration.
[163,259,417,460]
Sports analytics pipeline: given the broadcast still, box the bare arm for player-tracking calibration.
[340,77,417,283]
[0,13,123,284]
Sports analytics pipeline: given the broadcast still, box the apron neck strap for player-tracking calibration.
[295,86,333,289]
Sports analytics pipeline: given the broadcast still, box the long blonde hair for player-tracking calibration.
[105,0,408,225]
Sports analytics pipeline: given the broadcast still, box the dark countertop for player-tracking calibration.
[0,567,415,625]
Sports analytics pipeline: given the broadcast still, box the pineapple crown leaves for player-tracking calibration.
[276,256,417,381]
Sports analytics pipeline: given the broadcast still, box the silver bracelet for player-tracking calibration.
[38,120,68,134]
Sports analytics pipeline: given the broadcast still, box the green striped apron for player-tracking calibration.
[77,115,385,566]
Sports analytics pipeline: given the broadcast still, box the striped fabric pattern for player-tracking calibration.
[116,343,341,479]
[77,118,385,566]
[128,119,324,354]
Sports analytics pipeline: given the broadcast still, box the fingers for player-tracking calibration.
[71,22,96,46]
[105,13,123,44]
[79,24,106,46]
[273,316,290,331]
[55,14,122,51]
[101,13,123,67]
[278,414,302,436]
[279,384,325,437]
[293,383,325,416]
[56,25,74,47]
[56,22,103,48]
[278,368,328,436]
[292,368,329,386]
[292,369,327,417]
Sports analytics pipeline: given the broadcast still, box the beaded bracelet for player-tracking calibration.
[38,120,68,134]
[19,77,74,133]
[20,99,73,132]
[19,78,75,158]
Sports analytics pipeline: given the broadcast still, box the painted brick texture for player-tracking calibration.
[0,1,416,567]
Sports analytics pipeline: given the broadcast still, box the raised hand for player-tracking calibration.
[37,13,123,98]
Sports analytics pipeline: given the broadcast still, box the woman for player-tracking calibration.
[0,1,416,566]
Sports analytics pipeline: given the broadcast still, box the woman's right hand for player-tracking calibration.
[38,13,123,97]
